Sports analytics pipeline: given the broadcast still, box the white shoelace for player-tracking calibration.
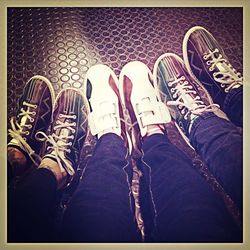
[8,101,42,166]
[166,76,219,119]
[36,114,76,176]
[204,48,243,92]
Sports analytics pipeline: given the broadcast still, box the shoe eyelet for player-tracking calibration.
[181,76,185,80]
[73,122,76,126]
[170,88,175,93]
[34,105,38,109]
[203,55,208,60]
[32,112,36,115]
[30,118,34,122]
[73,115,77,119]
[24,138,27,141]
[206,61,211,65]
[59,114,63,118]
[28,125,32,129]
[25,131,30,135]
[209,67,213,72]
[220,83,225,88]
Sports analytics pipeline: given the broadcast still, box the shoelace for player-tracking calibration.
[166,77,219,119]
[204,48,243,92]
[8,101,42,166]
[36,114,76,176]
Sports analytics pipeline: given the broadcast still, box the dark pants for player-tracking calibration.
[140,116,242,242]
[61,87,242,242]
[61,134,141,242]
[8,89,243,242]
[223,86,243,127]
[8,167,58,242]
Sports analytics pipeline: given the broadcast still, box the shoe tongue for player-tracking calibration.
[19,112,29,130]
[17,106,34,135]
[182,92,198,110]
[55,117,71,142]
[214,60,232,75]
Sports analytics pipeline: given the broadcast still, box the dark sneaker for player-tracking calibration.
[119,61,171,154]
[183,26,243,108]
[36,88,88,185]
[83,64,130,147]
[153,53,219,139]
[8,75,55,166]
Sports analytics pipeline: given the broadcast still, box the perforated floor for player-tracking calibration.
[7,7,243,236]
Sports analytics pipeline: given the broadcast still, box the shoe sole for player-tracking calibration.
[182,26,228,120]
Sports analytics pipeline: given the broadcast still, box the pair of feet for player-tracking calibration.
[7,77,86,188]
[7,62,170,189]
[8,26,243,188]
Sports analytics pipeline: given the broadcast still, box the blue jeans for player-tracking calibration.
[8,103,243,243]
[62,115,242,242]
[223,86,243,127]
[61,134,141,242]
[62,84,243,242]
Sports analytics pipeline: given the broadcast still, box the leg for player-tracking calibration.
[189,112,242,211]
[8,167,58,242]
[141,133,241,242]
[61,133,140,242]
[154,53,243,212]
[7,76,56,242]
[119,61,240,242]
[60,65,140,242]
[8,86,88,242]
[223,86,243,127]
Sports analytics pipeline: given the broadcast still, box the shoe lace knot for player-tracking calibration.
[166,76,219,120]
[8,101,41,166]
[203,48,243,92]
[36,113,77,176]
